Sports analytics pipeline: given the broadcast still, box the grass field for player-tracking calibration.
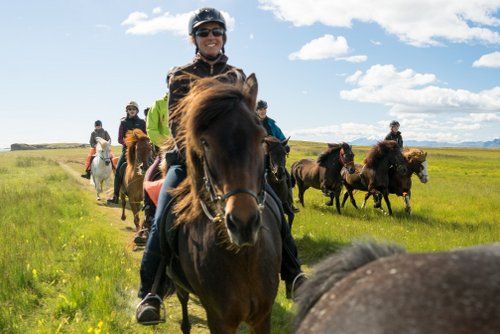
[1,141,498,333]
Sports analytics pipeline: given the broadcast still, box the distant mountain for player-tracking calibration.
[350,138,500,148]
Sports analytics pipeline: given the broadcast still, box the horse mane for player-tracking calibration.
[125,129,148,167]
[294,241,406,330]
[159,137,176,178]
[171,74,255,224]
[317,143,342,164]
[95,137,108,150]
[403,148,427,164]
[364,140,400,167]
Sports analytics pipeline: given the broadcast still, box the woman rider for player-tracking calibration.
[107,101,147,204]
[81,120,113,179]
[136,7,306,325]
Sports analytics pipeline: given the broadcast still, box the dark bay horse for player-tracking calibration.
[342,147,427,214]
[120,129,152,231]
[358,148,429,214]
[341,140,406,215]
[167,74,282,333]
[295,241,500,333]
[264,136,294,226]
[291,143,355,214]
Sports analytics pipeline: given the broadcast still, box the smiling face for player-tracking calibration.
[195,22,225,58]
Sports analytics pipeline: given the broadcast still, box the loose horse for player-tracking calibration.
[295,241,500,333]
[166,74,282,333]
[291,143,355,214]
[120,129,152,231]
[341,140,406,215]
[264,136,294,226]
[356,148,429,214]
[90,137,112,200]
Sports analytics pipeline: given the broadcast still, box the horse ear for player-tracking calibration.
[282,136,290,146]
[327,143,336,148]
[424,152,428,159]
[243,73,258,112]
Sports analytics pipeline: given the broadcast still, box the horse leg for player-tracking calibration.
[250,315,271,334]
[403,190,412,214]
[206,312,236,334]
[349,190,359,209]
[362,192,371,208]
[325,191,334,206]
[335,190,341,214]
[120,194,126,221]
[177,288,191,334]
[298,183,307,207]
[383,191,392,215]
[131,202,140,231]
[341,191,349,208]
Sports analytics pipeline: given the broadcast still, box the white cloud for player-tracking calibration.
[336,55,368,63]
[250,33,254,40]
[370,40,382,46]
[473,51,500,68]
[152,7,162,14]
[95,24,110,30]
[340,64,500,114]
[289,34,366,62]
[258,0,500,46]
[122,10,235,36]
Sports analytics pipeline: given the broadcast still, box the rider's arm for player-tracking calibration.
[118,121,125,146]
[104,130,111,144]
[147,99,169,147]
[89,132,96,148]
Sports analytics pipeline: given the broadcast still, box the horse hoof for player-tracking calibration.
[121,216,126,221]
[325,202,333,206]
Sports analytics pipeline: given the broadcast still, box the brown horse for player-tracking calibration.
[264,136,294,226]
[291,143,355,214]
[295,241,500,333]
[356,148,429,214]
[342,147,427,214]
[166,74,282,333]
[120,129,152,231]
[341,140,406,215]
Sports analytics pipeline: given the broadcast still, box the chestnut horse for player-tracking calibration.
[295,241,500,333]
[341,140,406,215]
[120,129,152,231]
[166,74,282,333]
[291,143,355,214]
[264,136,294,226]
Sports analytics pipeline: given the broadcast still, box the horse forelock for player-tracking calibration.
[295,241,406,330]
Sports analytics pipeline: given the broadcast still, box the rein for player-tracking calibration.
[199,153,267,223]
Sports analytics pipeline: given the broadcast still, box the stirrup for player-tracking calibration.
[136,293,166,325]
[290,272,307,300]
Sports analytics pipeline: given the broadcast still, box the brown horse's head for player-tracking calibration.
[173,73,266,247]
[338,142,355,173]
[364,140,407,175]
[264,136,289,183]
[125,129,152,175]
[318,142,356,173]
[403,148,428,183]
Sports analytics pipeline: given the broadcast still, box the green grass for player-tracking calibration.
[0,142,499,333]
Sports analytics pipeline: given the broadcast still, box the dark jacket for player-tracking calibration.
[168,53,245,159]
[118,115,147,146]
[261,117,286,141]
[89,128,111,148]
[385,131,403,149]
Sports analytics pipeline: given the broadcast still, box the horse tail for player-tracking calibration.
[290,161,299,188]
[294,241,405,330]
[290,169,296,188]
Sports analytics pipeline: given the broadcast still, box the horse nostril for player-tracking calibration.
[226,214,238,233]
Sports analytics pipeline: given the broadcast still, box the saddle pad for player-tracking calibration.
[144,179,165,206]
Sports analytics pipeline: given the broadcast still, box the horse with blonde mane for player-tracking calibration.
[120,129,152,231]
[163,73,282,333]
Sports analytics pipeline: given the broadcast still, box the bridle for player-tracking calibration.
[267,146,287,183]
[199,151,267,223]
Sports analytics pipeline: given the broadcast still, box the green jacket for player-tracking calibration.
[147,95,170,147]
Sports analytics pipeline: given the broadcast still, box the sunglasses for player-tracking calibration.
[195,27,225,38]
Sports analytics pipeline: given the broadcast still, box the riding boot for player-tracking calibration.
[80,170,91,179]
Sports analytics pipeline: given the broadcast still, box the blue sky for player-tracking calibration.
[1,0,499,148]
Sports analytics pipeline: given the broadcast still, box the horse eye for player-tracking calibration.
[201,139,209,148]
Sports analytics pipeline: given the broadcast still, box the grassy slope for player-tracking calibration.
[0,142,498,333]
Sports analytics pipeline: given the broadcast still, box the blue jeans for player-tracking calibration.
[138,164,186,298]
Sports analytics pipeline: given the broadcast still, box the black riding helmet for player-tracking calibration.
[95,120,102,127]
[257,100,268,110]
[390,120,400,127]
[188,7,227,36]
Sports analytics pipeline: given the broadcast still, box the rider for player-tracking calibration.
[385,120,403,149]
[81,120,112,179]
[256,100,300,213]
[135,8,306,325]
[135,92,170,244]
[107,101,147,204]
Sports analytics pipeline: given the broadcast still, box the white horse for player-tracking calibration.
[90,137,113,200]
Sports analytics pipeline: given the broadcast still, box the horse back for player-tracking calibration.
[292,159,322,189]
